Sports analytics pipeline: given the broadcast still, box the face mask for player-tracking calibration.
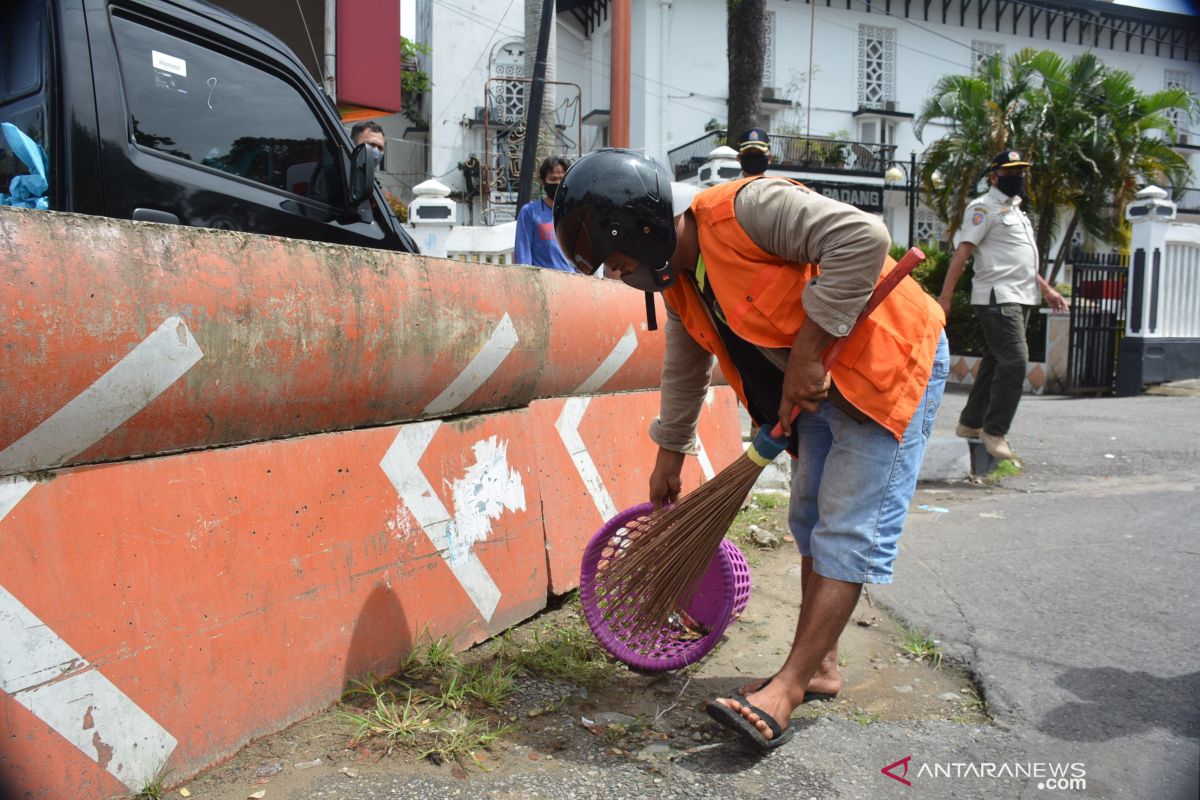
[543,182,559,200]
[740,152,769,175]
[996,174,1025,197]
[368,145,384,165]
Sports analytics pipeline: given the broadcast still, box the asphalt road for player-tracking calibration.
[280,387,1200,799]
[873,388,1200,800]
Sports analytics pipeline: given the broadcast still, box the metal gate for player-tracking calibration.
[1067,253,1129,393]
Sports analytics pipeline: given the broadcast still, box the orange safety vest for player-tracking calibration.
[663,177,945,440]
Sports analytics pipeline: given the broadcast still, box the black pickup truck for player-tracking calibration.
[0,0,419,253]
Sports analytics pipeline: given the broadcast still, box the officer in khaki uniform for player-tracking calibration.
[938,149,1068,462]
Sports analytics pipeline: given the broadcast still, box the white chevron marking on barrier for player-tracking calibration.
[694,388,717,480]
[0,476,34,522]
[422,313,519,416]
[0,316,198,786]
[555,397,618,523]
[694,436,716,481]
[574,324,638,394]
[0,315,204,476]
[380,422,519,622]
[0,586,178,790]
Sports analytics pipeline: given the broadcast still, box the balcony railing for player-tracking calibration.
[1172,186,1199,214]
[667,130,897,181]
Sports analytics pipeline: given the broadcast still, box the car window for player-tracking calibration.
[1,1,49,206]
[1,1,45,104]
[110,15,342,206]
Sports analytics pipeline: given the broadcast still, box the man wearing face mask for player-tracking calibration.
[514,155,575,272]
[736,128,771,177]
[350,121,386,169]
[938,150,1068,463]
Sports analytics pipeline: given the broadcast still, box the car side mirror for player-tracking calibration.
[348,143,375,208]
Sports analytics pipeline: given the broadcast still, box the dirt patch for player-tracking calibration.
[177,500,988,799]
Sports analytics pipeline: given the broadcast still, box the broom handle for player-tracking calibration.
[769,246,926,438]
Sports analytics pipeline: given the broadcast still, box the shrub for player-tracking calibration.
[891,243,987,356]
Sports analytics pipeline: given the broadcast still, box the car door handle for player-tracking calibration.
[132,208,181,225]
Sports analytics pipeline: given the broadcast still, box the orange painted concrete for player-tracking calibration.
[533,391,745,594]
[0,387,742,797]
[0,208,700,477]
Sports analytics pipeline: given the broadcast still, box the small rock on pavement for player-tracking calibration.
[639,743,674,759]
[938,692,960,701]
[253,762,283,778]
[750,526,780,548]
[893,685,914,694]
[593,711,637,726]
[294,758,322,769]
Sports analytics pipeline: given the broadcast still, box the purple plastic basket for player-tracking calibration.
[579,503,752,672]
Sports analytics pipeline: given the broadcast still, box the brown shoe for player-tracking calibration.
[981,432,1015,461]
[955,423,982,439]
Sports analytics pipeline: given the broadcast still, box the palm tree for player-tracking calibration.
[1019,49,1106,277]
[917,49,1195,281]
[913,51,1037,241]
[727,0,766,140]
[1021,52,1194,281]
[1044,70,1193,282]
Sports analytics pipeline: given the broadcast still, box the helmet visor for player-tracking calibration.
[562,217,613,275]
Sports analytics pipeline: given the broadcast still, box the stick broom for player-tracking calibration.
[595,247,928,640]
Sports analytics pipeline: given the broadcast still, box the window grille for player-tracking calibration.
[971,41,1005,72]
[491,41,526,125]
[915,209,946,245]
[858,25,895,110]
[1165,69,1192,145]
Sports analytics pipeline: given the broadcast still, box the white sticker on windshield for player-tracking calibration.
[152,50,187,77]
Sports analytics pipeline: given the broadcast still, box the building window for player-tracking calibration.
[763,11,776,89]
[1165,69,1191,146]
[858,25,895,110]
[857,117,896,146]
[491,40,526,125]
[971,41,1005,72]
[915,209,947,246]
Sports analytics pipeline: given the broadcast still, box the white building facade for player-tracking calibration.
[404,0,1198,248]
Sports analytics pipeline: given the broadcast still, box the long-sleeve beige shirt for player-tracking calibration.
[649,178,890,453]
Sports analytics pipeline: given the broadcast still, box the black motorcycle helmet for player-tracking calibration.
[553,148,679,292]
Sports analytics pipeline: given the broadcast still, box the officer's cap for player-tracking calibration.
[737,128,771,153]
[990,149,1031,170]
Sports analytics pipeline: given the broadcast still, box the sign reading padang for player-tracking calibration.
[804,181,883,213]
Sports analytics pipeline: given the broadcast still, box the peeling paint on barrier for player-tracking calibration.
[449,437,525,566]
[0,586,177,790]
[379,422,510,621]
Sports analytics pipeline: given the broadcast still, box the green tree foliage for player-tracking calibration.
[916,49,1195,280]
[401,36,432,127]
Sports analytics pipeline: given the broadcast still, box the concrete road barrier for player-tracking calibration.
[0,208,744,797]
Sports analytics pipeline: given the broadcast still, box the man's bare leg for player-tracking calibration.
[718,567,861,739]
[738,556,844,698]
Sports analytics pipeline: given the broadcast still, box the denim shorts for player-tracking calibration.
[788,332,949,584]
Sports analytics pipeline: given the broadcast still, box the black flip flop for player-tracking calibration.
[742,675,838,704]
[705,694,795,752]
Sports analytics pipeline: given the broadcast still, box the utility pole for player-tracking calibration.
[516,0,555,210]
